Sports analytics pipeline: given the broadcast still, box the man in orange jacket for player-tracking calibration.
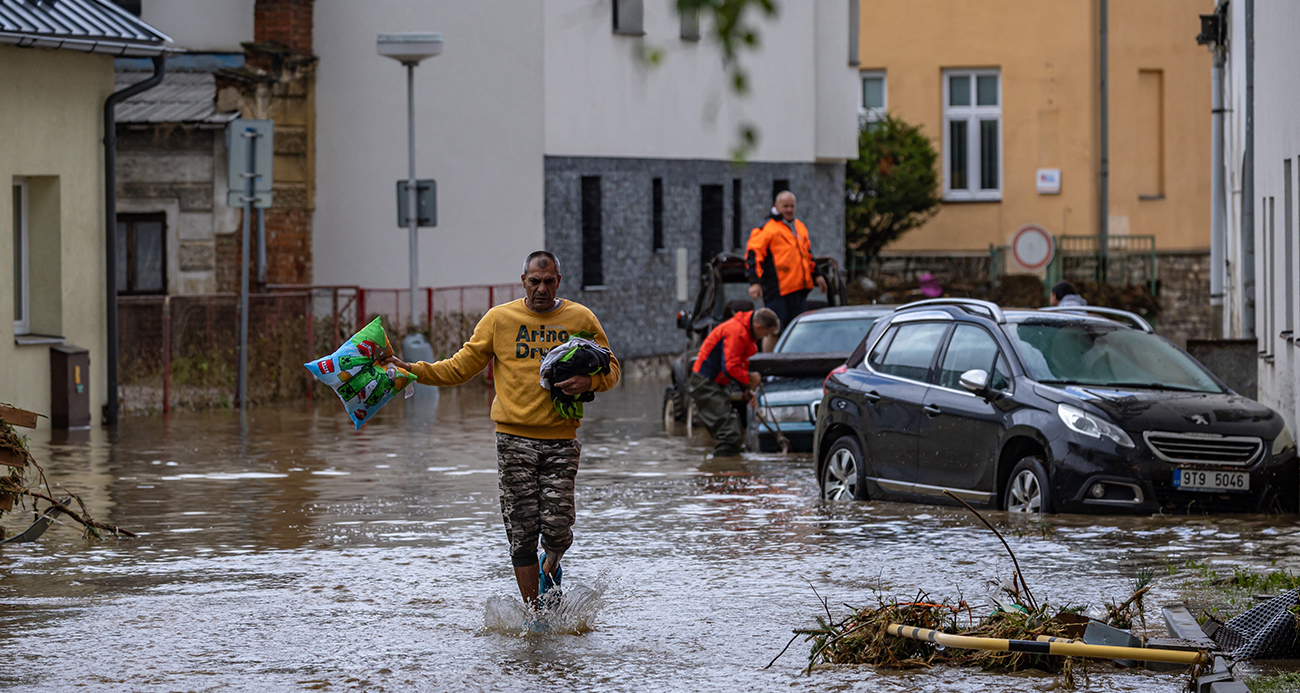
[688,308,781,456]
[746,190,828,351]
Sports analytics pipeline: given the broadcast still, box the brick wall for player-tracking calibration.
[255,0,313,55]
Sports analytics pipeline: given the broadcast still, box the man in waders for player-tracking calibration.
[384,251,620,609]
[687,308,780,456]
[746,190,828,352]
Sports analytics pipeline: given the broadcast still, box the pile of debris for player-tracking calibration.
[0,404,136,542]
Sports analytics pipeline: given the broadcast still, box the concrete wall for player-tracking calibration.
[1245,1,1300,439]
[544,156,845,358]
[139,0,254,52]
[0,45,116,428]
[312,0,546,290]
[543,0,858,163]
[862,0,1211,256]
[116,126,230,295]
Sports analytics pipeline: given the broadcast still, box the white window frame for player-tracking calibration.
[859,70,887,125]
[943,68,1003,202]
[12,178,29,336]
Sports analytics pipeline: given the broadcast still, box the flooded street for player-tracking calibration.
[2,381,1298,692]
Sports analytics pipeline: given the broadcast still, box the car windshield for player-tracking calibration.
[779,318,877,354]
[1008,320,1223,393]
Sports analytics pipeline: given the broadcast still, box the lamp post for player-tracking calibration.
[377,32,442,330]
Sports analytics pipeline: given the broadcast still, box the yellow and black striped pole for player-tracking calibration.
[886,624,1209,665]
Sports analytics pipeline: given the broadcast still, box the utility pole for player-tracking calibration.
[1098,0,1109,283]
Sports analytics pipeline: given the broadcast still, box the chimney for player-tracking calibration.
[255,0,314,56]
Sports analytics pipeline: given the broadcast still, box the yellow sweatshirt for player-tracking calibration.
[410,298,620,439]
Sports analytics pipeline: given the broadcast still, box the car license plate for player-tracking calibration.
[1173,469,1250,492]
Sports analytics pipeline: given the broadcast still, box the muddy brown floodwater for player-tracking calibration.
[1,381,1298,692]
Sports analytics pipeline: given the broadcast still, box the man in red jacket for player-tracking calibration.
[688,308,781,456]
[746,191,828,351]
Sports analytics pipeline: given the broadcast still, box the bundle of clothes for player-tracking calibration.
[539,333,612,420]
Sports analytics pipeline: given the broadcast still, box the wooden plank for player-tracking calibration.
[0,405,39,429]
[0,448,25,468]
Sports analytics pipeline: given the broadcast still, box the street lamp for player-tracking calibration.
[377,31,442,331]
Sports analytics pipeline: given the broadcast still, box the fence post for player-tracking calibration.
[357,288,366,332]
[306,291,314,405]
[162,295,171,415]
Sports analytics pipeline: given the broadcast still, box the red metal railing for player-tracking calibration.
[118,282,524,413]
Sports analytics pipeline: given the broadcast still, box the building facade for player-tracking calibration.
[858,0,1213,343]
[1215,0,1299,444]
[1,0,170,428]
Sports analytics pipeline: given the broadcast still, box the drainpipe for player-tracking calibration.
[1242,0,1256,339]
[1098,0,1109,282]
[104,55,166,427]
[1210,29,1226,338]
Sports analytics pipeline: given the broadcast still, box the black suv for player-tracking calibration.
[813,299,1298,514]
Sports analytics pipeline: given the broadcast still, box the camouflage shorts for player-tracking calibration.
[495,433,581,567]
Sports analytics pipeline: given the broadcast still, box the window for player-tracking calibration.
[944,69,1001,201]
[938,325,1001,390]
[848,0,860,66]
[700,184,724,263]
[612,0,644,36]
[652,177,664,251]
[1265,196,1275,352]
[1286,160,1295,336]
[860,71,886,124]
[115,213,166,295]
[731,178,742,250]
[780,318,878,354]
[680,6,700,40]
[771,179,789,205]
[581,177,603,288]
[1137,69,1165,199]
[12,179,28,335]
[874,322,948,382]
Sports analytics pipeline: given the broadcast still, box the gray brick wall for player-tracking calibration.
[545,156,845,358]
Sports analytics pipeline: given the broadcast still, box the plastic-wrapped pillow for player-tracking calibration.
[305,317,416,429]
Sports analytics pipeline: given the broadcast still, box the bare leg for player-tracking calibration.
[541,549,564,580]
[514,563,539,607]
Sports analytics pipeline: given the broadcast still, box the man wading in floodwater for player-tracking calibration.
[384,251,620,609]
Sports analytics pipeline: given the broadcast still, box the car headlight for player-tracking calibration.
[761,405,812,424]
[1275,424,1297,457]
[1057,404,1135,448]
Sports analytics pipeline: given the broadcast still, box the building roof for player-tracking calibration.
[0,0,171,56]
[115,69,237,124]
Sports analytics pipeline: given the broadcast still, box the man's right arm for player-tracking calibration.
[745,226,768,299]
[408,311,496,387]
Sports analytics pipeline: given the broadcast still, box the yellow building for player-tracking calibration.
[1,0,170,428]
[859,0,1212,262]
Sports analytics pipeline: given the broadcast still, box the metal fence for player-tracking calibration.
[118,283,525,413]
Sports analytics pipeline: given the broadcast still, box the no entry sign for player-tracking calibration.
[1012,224,1055,271]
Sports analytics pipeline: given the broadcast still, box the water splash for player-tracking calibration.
[482,582,607,635]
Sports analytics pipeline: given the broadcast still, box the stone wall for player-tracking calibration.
[544,156,846,358]
[1154,251,1212,348]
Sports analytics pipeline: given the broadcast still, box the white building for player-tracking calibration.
[133,0,861,357]
[1214,0,1299,436]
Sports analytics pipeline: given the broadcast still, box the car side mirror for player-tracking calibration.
[959,369,990,395]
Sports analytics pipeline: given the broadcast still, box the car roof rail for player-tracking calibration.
[892,298,1006,324]
[1037,306,1154,333]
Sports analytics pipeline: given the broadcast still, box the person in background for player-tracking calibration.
[918,272,943,299]
[688,308,781,457]
[746,191,827,352]
[383,251,619,611]
[1050,281,1088,308]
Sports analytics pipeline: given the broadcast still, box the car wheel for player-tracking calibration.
[1004,456,1052,514]
[820,436,866,501]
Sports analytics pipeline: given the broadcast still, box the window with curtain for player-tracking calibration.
[115,213,167,295]
[943,69,1001,201]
